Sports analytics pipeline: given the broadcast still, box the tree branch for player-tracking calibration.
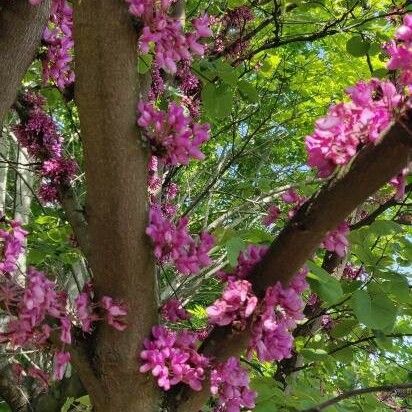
[172,112,412,411]
[0,0,51,124]
[350,183,412,230]
[303,382,412,411]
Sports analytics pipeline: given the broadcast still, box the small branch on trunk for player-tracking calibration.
[302,382,412,411]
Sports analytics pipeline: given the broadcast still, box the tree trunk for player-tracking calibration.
[73,1,159,411]
[0,0,51,125]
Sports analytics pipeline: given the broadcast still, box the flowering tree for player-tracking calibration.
[0,0,411,411]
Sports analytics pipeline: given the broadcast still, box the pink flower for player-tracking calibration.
[42,0,74,90]
[262,204,280,226]
[146,204,214,275]
[140,326,209,391]
[161,299,190,322]
[138,102,210,166]
[74,291,96,333]
[210,357,256,411]
[101,296,128,331]
[206,280,257,328]
[322,222,349,257]
[53,351,70,381]
[218,244,268,281]
[306,79,402,177]
[248,269,308,362]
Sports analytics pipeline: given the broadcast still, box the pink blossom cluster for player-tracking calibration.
[213,6,254,58]
[138,102,210,166]
[0,219,127,383]
[322,222,350,258]
[386,14,412,86]
[42,0,75,90]
[281,189,307,219]
[218,245,269,281]
[140,326,209,391]
[146,204,214,275]
[305,79,402,177]
[161,298,190,322]
[248,268,308,362]
[206,279,258,328]
[210,357,256,412]
[390,168,408,200]
[262,204,280,226]
[0,220,28,274]
[13,93,77,203]
[74,285,128,333]
[126,1,211,73]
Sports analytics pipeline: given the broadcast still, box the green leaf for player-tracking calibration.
[225,237,246,267]
[369,220,402,236]
[202,83,233,119]
[300,348,329,361]
[330,319,358,338]
[238,80,258,103]
[137,53,153,74]
[307,260,344,305]
[61,398,74,412]
[216,61,238,86]
[331,346,354,363]
[346,36,370,57]
[372,68,389,79]
[350,289,397,331]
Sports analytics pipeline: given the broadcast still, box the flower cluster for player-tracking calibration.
[140,326,209,391]
[138,102,210,166]
[305,79,402,177]
[126,0,211,73]
[386,14,412,87]
[322,222,350,258]
[161,298,190,322]
[146,205,214,275]
[213,6,254,59]
[0,220,28,274]
[210,357,256,412]
[42,0,74,89]
[206,279,257,328]
[262,204,280,226]
[13,93,77,203]
[248,268,308,362]
[0,218,127,383]
[218,245,269,281]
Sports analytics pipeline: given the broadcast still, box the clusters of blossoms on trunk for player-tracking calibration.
[41,0,74,90]
[146,205,214,275]
[0,221,127,386]
[210,357,256,411]
[161,298,190,322]
[322,222,350,257]
[13,93,77,203]
[387,14,412,87]
[126,0,211,73]
[138,102,210,166]
[306,79,402,178]
[213,6,254,59]
[140,326,209,391]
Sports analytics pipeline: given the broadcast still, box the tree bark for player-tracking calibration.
[0,0,51,125]
[73,1,158,411]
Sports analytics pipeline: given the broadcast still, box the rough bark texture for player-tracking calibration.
[172,116,412,412]
[0,365,29,412]
[73,1,158,411]
[0,0,51,125]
